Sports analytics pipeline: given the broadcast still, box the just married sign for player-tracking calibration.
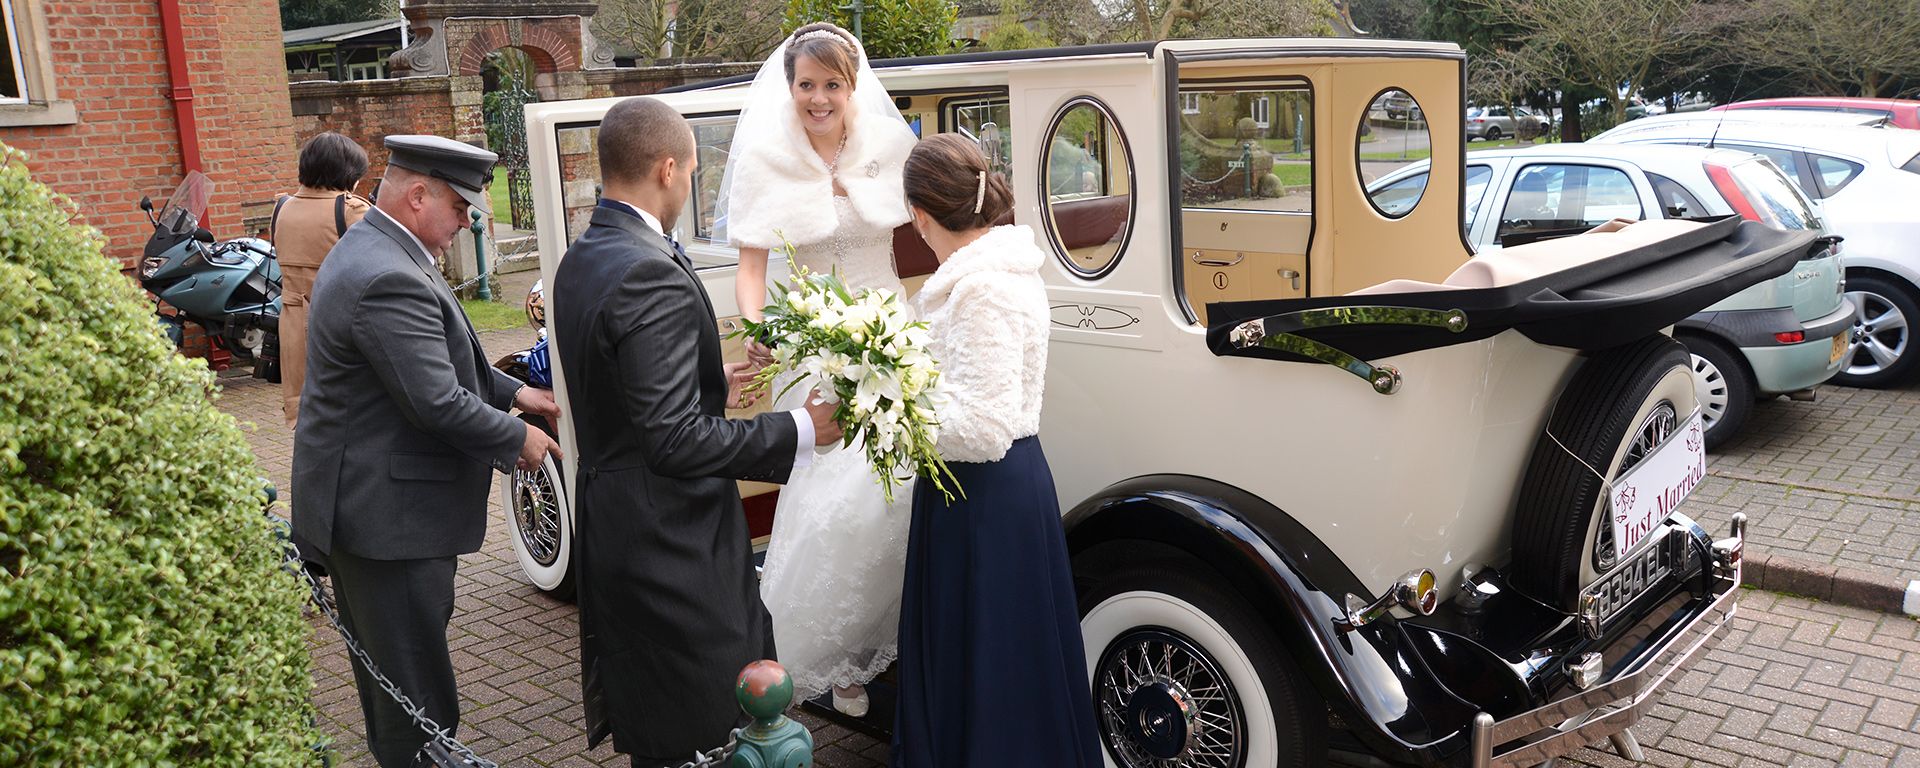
[1609,412,1708,560]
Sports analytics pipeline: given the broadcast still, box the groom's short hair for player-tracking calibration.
[598,97,694,185]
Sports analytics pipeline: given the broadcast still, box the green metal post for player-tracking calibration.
[1242,142,1253,200]
[838,0,865,39]
[730,660,812,767]
[470,208,490,301]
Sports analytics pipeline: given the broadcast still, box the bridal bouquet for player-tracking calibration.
[733,245,963,504]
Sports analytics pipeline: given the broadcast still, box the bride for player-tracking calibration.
[716,22,920,717]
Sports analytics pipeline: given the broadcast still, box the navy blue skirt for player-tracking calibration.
[891,436,1102,767]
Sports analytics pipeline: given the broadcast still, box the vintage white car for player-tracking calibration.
[507,38,1802,768]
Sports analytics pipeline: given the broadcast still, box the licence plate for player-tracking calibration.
[1608,412,1707,561]
[1831,333,1848,366]
[1585,528,1687,626]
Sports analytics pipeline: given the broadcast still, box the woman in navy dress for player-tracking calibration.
[892,133,1102,767]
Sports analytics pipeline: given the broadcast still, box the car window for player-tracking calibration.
[1369,172,1427,217]
[1728,158,1819,231]
[1720,143,1808,193]
[1369,165,1492,225]
[1496,164,1643,242]
[690,116,737,245]
[946,97,1014,185]
[1178,85,1312,213]
[1044,98,1133,277]
[1810,153,1864,196]
[1646,172,1708,218]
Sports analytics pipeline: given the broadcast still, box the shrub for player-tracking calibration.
[0,144,318,763]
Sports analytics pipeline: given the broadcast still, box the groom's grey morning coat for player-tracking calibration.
[551,201,797,761]
[292,208,524,559]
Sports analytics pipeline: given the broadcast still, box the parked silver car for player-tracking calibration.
[1369,143,1849,448]
[1466,104,1552,140]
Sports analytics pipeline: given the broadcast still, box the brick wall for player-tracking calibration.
[0,0,297,266]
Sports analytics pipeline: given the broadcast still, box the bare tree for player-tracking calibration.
[1033,0,1334,43]
[1469,0,1705,125]
[1699,0,1920,98]
[594,0,785,63]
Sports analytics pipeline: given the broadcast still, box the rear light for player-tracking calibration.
[1774,331,1805,344]
[1704,162,1763,222]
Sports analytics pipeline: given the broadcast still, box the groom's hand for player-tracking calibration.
[514,385,561,419]
[724,362,763,409]
[804,390,843,446]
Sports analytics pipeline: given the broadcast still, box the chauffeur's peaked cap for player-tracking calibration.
[384,134,497,212]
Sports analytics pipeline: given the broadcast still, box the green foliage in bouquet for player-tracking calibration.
[0,144,319,764]
[734,250,963,505]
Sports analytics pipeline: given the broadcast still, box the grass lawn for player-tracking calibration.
[461,296,524,332]
[1272,163,1311,189]
[489,166,512,220]
[1264,135,1560,163]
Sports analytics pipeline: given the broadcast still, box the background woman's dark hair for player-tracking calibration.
[297,132,369,191]
[905,133,1013,232]
[783,22,860,86]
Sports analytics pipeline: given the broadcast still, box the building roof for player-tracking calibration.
[283,18,404,47]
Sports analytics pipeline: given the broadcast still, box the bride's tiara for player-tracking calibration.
[793,29,851,48]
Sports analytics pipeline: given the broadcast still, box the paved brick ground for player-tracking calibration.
[1688,384,1920,587]
[214,272,1920,766]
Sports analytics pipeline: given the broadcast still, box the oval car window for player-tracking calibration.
[1042,98,1133,277]
[1362,89,1430,219]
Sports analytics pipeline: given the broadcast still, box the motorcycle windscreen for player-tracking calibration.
[1205,216,1814,361]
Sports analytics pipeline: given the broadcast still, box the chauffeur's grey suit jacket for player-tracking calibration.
[292,208,524,560]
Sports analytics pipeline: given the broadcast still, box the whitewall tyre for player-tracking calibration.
[500,415,575,601]
[1078,555,1323,768]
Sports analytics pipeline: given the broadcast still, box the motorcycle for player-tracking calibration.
[137,171,282,380]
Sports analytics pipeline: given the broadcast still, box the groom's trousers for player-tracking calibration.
[314,547,460,768]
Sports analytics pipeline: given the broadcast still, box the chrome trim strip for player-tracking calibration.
[1470,531,1741,767]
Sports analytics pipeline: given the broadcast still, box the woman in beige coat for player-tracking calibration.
[273,132,370,427]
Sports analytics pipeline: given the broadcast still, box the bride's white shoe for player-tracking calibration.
[831,685,870,718]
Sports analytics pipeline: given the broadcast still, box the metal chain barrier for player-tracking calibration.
[271,514,744,768]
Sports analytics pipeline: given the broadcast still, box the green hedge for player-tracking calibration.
[0,144,319,763]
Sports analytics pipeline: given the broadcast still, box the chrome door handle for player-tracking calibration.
[1192,251,1244,267]
[1279,268,1301,290]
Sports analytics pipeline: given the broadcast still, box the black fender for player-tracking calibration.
[1064,474,1482,765]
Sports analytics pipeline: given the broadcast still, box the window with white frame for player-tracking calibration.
[1252,95,1271,129]
[2,0,28,102]
[1181,92,1200,115]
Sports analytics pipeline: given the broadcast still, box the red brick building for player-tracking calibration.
[1,0,296,267]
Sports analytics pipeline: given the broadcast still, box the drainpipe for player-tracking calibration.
[157,0,204,176]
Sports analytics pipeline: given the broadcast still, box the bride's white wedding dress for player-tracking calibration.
[759,195,916,700]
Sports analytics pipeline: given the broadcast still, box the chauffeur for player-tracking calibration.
[292,135,562,767]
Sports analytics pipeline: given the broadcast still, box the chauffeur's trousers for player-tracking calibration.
[316,548,460,768]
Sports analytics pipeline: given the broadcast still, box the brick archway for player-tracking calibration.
[452,21,581,77]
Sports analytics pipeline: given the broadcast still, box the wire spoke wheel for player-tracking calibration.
[511,465,563,566]
[1096,629,1246,768]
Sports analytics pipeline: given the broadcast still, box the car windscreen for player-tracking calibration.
[1730,158,1819,231]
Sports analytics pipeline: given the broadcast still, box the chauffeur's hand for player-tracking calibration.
[518,421,562,472]
[514,385,561,420]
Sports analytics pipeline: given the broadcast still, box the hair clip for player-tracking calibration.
[973,170,986,214]
[795,29,848,47]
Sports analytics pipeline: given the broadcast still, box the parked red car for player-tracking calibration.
[1711,97,1920,130]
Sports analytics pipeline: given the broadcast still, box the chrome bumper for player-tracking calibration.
[1468,514,1746,768]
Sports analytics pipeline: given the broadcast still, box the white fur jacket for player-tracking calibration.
[724,105,917,249]
[913,225,1051,463]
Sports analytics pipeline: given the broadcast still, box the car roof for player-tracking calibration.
[1716,96,1920,111]
[1371,142,1754,186]
[663,37,1465,93]
[1594,117,1920,166]
[1605,110,1889,132]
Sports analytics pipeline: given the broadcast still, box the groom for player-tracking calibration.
[550,96,842,767]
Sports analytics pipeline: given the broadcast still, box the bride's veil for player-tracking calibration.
[711,27,910,246]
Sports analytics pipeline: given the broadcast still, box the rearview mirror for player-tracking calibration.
[193,228,215,243]
[140,196,154,212]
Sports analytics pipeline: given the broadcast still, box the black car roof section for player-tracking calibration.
[659,42,1160,94]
